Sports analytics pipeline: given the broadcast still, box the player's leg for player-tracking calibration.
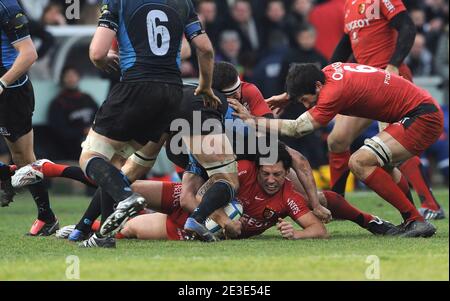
[12,160,96,188]
[183,133,239,241]
[320,191,399,235]
[328,115,373,195]
[349,129,437,237]
[120,213,169,240]
[6,130,59,236]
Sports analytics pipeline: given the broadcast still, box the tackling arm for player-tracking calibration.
[330,34,353,63]
[277,214,328,240]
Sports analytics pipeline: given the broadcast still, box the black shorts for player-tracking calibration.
[0,81,34,143]
[93,81,183,145]
[171,85,228,136]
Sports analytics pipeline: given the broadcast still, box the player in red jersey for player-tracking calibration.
[232,62,443,237]
[327,0,443,218]
[119,143,396,240]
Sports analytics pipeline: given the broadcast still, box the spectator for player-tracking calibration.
[435,25,449,105]
[286,0,313,46]
[41,2,67,26]
[405,33,433,76]
[47,67,98,161]
[216,30,243,67]
[226,0,262,56]
[197,0,222,48]
[251,32,289,97]
[308,0,345,61]
[260,0,290,49]
[277,24,328,93]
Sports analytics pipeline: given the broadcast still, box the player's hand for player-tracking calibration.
[195,86,222,109]
[266,93,289,110]
[101,50,120,74]
[385,64,399,75]
[312,205,332,224]
[277,218,295,240]
[228,99,253,121]
[224,220,242,239]
[0,86,3,95]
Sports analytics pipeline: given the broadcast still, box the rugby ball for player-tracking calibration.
[205,200,243,238]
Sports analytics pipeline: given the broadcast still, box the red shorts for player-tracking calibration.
[160,182,189,240]
[385,104,444,156]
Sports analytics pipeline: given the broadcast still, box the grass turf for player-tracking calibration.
[0,189,448,281]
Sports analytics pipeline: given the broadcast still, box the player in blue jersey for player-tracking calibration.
[0,0,59,236]
[78,0,227,247]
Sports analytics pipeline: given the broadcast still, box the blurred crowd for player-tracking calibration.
[1,0,447,188]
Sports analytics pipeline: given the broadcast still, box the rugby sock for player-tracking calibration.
[329,150,351,196]
[42,162,96,188]
[364,167,424,222]
[322,190,373,228]
[28,182,55,223]
[75,189,102,234]
[100,188,115,226]
[400,156,440,210]
[0,162,13,181]
[191,181,234,224]
[85,157,133,202]
[396,174,415,205]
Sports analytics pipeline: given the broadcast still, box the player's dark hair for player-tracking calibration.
[213,61,239,91]
[285,63,325,101]
[256,142,292,171]
[60,65,80,85]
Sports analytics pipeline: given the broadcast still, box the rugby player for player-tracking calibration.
[77,0,220,247]
[0,0,58,236]
[231,62,443,237]
[327,0,443,218]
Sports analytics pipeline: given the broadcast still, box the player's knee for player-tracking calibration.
[349,152,370,179]
[327,134,351,153]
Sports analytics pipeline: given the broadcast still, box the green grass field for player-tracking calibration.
[0,189,448,281]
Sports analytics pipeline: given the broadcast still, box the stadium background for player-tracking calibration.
[0,0,448,193]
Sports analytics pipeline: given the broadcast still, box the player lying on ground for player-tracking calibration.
[56,143,398,242]
[231,63,444,238]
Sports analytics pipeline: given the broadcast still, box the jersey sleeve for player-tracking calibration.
[380,0,406,21]
[244,84,273,117]
[284,190,311,221]
[184,0,205,42]
[308,84,344,126]
[98,0,120,33]
[0,0,30,44]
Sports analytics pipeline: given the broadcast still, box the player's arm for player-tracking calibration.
[0,9,37,91]
[330,34,353,63]
[277,214,328,240]
[0,38,37,89]
[386,11,416,74]
[184,1,221,109]
[287,147,331,223]
[89,3,119,73]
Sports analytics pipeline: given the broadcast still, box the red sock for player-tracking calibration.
[364,167,424,222]
[91,220,101,232]
[323,190,373,228]
[400,156,440,210]
[329,150,351,195]
[42,162,69,177]
[397,174,415,205]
